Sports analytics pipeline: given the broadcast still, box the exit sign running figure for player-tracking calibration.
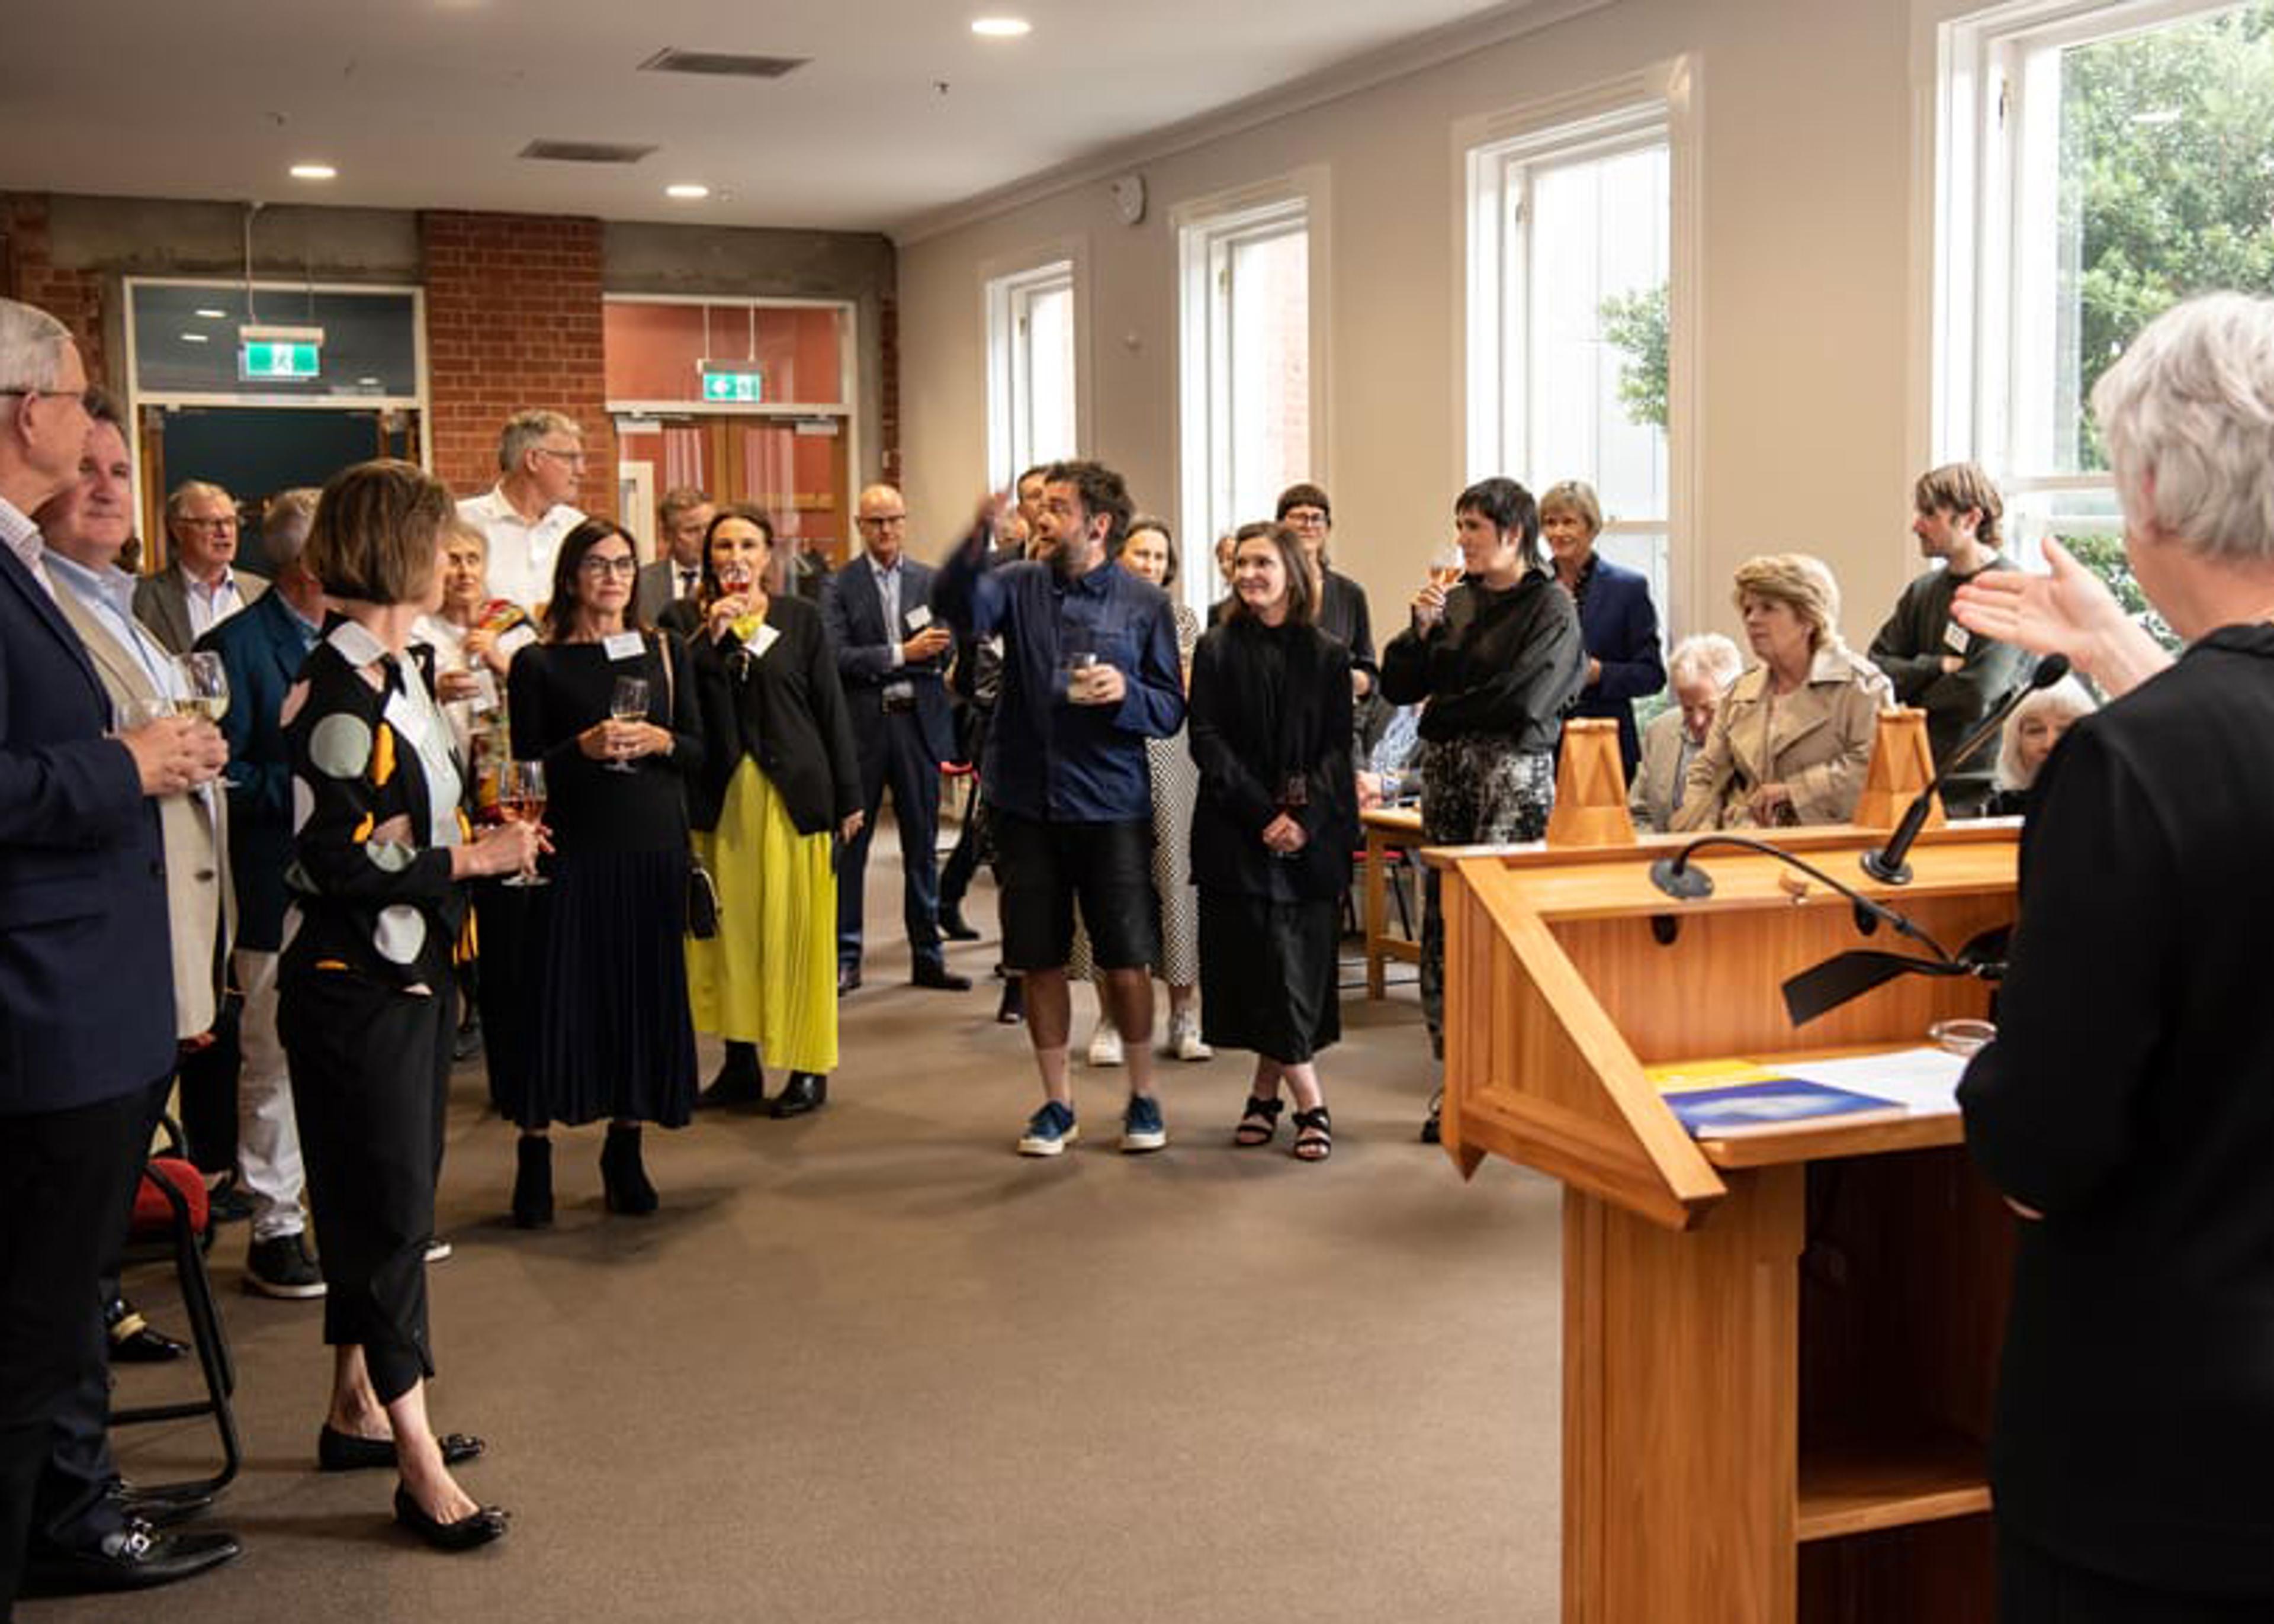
[701,368,765,403]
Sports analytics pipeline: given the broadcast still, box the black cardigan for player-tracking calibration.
[1379,567,1584,750]
[1187,617,1357,902]
[1957,623,2274,1597]
[687,593,861,838]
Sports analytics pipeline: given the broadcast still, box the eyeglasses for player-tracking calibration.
[579,554,638,577]
[1283,509,1328,528]
[856,513,908,528]
[535,447,588,466]
[175,516,240,532]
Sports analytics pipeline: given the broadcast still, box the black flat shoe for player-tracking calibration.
[939,905,981,941]
[911,960,972,992]
[109,1323,190,1364]
[319,1424,485,1472]
[393,1486,508,1552]
[770,1072,827,1118]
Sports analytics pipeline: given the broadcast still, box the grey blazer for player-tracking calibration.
[133,563,268,657]
[635,559,701,627]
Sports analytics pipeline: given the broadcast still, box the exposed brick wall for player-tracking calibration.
[421,210,615,502]
[2,194,107,385]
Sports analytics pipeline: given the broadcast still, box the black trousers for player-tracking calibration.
[836,708,943,973]
[280,971,454,1407]
[0,1086,151,1618]
[2000,1529,2274,1622]
[937,709,994,912]
[173,993,240,1177]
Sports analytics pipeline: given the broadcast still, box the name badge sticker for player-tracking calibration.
[603,631,647,662]
[905,604,933,632]
[744,623,782,660]
[1942,620,1971,655]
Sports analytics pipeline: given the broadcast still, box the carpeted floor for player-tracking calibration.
[37,824,1564,1624]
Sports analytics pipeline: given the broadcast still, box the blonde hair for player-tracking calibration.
[1995,676,2096,791]
[1731,554,1842,652]
[1539,480,1604,538]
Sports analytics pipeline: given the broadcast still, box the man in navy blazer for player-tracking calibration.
[823,484,968,999]
[0,300,239,1609]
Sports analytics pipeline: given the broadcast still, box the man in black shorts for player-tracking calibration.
[933,461,1186,1155]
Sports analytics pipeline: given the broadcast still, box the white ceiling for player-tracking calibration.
[0,0,1523,236]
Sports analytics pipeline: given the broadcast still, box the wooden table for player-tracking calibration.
[1360,806,1422,998]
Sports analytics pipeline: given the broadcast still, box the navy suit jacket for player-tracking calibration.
[0,547,176,1115]
[823,556,956,769]
[195,590,313,951]
[1570,558,1666,773]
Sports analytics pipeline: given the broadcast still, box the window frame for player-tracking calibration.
[982,243,1089,491]
[1173,169,1332,622]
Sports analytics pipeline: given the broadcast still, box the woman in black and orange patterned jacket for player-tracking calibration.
[277,460,539,1552]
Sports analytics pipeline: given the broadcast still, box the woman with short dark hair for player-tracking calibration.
[280,459,539,1549]
[1188,521,1356,1160]
[1380,477,1586,1140]
[503,517,702,1224]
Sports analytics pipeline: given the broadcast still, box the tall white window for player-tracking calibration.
[1178,189,1316,603]
[986,259,1078,487]
[1938,0,2274,626]
[1467,101,1671,617]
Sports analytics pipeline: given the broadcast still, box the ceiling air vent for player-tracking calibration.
[638,48,810,79]
[518,139,658,165]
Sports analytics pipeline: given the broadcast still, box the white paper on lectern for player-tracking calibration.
[1774,1047,1969,1117]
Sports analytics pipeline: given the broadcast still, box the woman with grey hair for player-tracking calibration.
[1670,555,1890,830]
[1952,292,2274,1617]
[1629,632,1743,832]
[1981,676,2095,818]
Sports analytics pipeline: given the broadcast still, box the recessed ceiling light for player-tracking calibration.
[971,17,1032,37]
[194,307,228,320]
[665,182,711,200]
[180,332,210,343]
[289,163,338,181]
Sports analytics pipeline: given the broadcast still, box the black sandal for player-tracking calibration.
[1291,1106,1333,1162]
[1232,1096,1283,1147]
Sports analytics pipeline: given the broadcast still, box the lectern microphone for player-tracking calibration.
[1859,654,2071,885]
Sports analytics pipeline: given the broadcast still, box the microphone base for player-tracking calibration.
[1858,850,1913,886]
[1650,857,1714,901]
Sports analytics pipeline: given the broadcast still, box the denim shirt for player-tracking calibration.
[934,537,1185,822]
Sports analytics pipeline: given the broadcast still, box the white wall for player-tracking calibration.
[898,0,1934,654]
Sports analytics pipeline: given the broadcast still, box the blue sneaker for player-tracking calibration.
[1017,1100,1079,1157]
[1120,1094,1168,1153]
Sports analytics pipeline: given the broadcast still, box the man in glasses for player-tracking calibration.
[454,409,589,613]
[132,481,266,657]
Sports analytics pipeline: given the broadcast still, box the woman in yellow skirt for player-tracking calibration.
[682,507,863,1115]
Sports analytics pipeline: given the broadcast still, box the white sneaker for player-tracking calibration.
[1168,1011,1213,1062]
[1086,1020,1124,1067]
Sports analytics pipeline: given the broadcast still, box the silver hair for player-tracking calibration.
[1666,632,1744,690]
[1994,675,2097,792]
[497,409,581,474]
[0,298,73,393]
[2091,292,2274,566]
[263,487,323,567]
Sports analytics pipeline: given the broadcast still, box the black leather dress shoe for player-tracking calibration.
[837,965,862,996]
[938,905,981,941]
[393,1486,509,1552]
[23,1522,242,1593]
[910,961,972,992]
[108,1320,190,1364]
[770,1072,827,1118]
[319,1424,486,1472]
[111,1487,215,1529]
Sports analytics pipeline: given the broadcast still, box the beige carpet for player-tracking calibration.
[40,827,1565,1624]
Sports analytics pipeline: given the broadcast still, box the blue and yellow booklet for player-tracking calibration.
[1648,1060,1907,1140]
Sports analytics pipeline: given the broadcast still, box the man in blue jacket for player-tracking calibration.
[0,298,239,1612]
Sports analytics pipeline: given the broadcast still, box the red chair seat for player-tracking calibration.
[133,1157,209,1240]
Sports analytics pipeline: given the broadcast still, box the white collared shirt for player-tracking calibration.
[0,496,56,600]
[47,552,181,697]
[182,565,247,638]
[457,486,586,613]
[326,619,464,850]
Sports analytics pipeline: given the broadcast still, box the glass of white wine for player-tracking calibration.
[498,760,548,887]
[607,676,650,772]
[174,651,230,723]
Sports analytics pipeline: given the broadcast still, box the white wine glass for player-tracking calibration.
[498,760,549,887]
[174,651,230,723]
[606,676,650,772]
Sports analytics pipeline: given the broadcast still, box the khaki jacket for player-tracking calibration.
[1670,644,1890,831]
[54,586,235,1037]
[1629,706,1694,833]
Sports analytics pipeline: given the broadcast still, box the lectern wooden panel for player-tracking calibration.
[1434,826,2016,1624]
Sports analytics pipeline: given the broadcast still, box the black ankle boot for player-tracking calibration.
[600,1124,659,1215]
[696,1043,765,1110]
[512,1136,554,1229]
[996,976,1025,1025]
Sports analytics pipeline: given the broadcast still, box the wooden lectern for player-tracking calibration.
[1436,823,2019,1623]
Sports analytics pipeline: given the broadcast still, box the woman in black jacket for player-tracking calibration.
[1188,521,1357,1161]
[1380,477,1585,1140]
[683,507,864,1116]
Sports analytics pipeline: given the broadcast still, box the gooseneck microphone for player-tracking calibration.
[1858,654,2070,885]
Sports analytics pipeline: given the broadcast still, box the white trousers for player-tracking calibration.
[233,948,307,1241]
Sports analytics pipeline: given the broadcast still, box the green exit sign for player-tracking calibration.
[701,368,765,403]
[240,341,321,381]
